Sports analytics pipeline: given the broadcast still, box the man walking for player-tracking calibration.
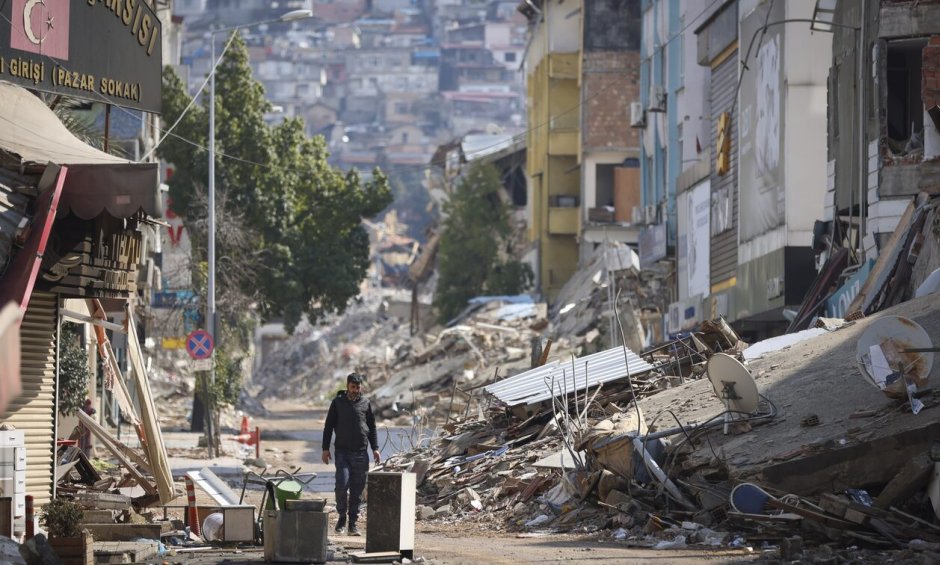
[321,372,381,536]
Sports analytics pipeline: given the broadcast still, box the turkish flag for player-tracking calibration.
[10,0,70,61]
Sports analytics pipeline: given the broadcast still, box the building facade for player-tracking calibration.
[520,0,642,300]
[645,0,832,339]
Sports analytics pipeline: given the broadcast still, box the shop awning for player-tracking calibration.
[0,81,161,220]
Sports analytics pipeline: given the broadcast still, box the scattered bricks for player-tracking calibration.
[779,536,804,560]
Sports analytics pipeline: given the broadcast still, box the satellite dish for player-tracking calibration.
[706,353,760,413]
[856,316,933,396]
[707,353,760,435]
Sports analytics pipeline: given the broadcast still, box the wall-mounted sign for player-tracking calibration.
[0,0,162,113]
[639,222,667,269]
[739,0,785,243]
[686,181,711,298]
[826,259,875,318]
[710,187,731,235]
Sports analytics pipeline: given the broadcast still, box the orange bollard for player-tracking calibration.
[184,477,200,536]
[24,495,33,540]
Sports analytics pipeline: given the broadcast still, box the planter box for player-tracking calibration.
[49,531,93,565]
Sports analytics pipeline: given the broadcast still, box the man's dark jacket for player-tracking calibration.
[322,390,379,452]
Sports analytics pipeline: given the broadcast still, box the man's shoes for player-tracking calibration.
[334,516,346,534]
[347,524,361,536]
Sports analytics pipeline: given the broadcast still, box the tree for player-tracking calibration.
[158,34,391,335]
[158,35,391,450]
[433,163,533,323]
[58,322,90,416]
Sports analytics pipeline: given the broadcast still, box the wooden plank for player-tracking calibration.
[845,194,923,317]
[75,410,156,496]
[126,309,175,503]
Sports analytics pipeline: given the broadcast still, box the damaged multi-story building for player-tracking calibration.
[519,0,642,301]
[640,0,833,341]
[818,0,940,308]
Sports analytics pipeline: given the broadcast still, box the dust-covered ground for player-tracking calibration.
[165,399,933,565]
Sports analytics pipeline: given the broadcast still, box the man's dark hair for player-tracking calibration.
[347,372,363,385]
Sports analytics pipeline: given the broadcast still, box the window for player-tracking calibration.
[505,52,517,63]
[886,39,926,150]
[595,164,616,207]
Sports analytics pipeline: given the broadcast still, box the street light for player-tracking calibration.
[205,8,312,456]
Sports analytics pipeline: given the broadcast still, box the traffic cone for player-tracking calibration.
[240,415,250,436]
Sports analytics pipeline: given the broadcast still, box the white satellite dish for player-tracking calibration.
[706,353,760,434]
[856,316,933,397]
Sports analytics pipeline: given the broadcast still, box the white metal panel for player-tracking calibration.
[484,345,654,407]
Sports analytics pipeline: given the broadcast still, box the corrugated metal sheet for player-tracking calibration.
[0,291,56,508]
[484,345,654,407]
[710,51,739,286]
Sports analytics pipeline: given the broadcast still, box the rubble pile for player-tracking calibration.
[374,293,940,560]
[376,324,754,542]
[790,192,940,332]
[250,243,680,427]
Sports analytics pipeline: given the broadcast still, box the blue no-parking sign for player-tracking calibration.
[186,330,214,360]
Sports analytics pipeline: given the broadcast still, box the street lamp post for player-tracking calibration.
[205,8,312,455]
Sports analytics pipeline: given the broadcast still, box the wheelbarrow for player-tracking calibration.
[239,467,317,544]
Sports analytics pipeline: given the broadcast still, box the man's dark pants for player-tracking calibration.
[334,449,369,525]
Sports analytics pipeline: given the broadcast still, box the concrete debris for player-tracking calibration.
[370,293,940,557]
[791,194,940,330]
[241,212,940,560]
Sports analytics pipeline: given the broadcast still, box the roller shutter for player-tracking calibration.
[0,292,57,507]
[709,49,739,287]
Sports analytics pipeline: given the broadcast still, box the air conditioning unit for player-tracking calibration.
[629,101,646,128]
[648,86,666,113]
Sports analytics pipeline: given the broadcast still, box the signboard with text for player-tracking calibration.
[0,0,162,113]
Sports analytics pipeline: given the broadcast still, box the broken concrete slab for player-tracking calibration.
[74,492,131,511]
[874,453,933,509]
[637,292,940,497]
[81,523,163,541]
[93,541,160,564]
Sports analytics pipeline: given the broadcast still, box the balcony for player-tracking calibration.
[548,113,579,156]
[548,205,579,235]
[548,53,579,79]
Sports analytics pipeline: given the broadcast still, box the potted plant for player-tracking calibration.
[39,498,93,565]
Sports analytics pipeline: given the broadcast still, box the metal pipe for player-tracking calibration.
[207,33,217,459]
